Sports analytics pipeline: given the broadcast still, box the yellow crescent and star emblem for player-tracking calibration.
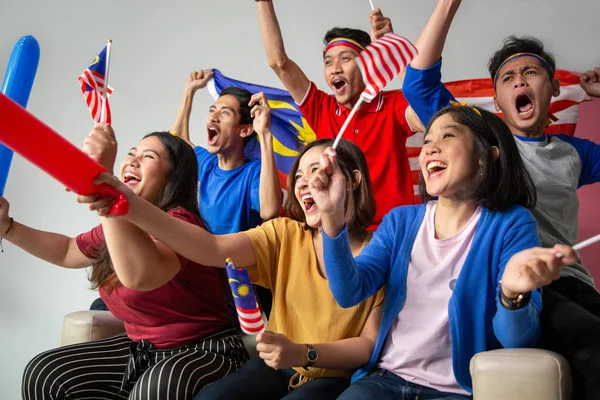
[259,99,316,157]
[228,278,251,298]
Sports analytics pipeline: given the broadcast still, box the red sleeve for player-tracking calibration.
[297,82,335,139]
[76,224,105,259]
[393,91,416,138]
[165,208,204,271]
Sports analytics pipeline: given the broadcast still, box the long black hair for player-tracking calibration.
[89,132,203,293]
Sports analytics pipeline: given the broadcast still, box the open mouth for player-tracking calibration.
[426,161,447,179]
[123,172,142,186]
[207,126,219,145]
[332,79,347,92]
[515,94,534,118]
[301,193,317,213]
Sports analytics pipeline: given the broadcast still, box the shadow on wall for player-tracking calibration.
[576,97,600,284]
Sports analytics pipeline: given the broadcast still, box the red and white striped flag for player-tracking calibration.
[78,44,113,124]
[404,69,591,202]
[333,33,417,148]
[445,70,590,135]
[356,33,418,102]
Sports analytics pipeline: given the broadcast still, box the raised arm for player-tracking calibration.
[0,197,91,268]
[580,66,600,99]
[172,70,214,147]
[250,92,282,220]
[402,0,462,128]
[410,0,462,70]
[309,147,391,307]
[257,0,310,103]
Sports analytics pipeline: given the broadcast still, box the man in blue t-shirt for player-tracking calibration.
[173,70,282,315]
[400,20,600,399]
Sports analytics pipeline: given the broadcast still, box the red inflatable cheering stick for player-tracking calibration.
[0,93,128,215]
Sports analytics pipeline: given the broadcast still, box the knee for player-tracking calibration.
[22,351,61,399]
[133,365,226,400]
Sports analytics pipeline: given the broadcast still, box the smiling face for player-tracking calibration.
[419,113,476,200]
[205,94,251,155]
[119,136,171,203]
[493,56,560,137]
[293,145,328,228]
[323,46,366,109]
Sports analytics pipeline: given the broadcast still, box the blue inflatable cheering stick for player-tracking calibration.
[0,35,40,195]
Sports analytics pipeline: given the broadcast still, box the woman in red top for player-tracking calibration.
[0,127,247,400]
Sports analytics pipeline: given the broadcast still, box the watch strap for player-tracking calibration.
[499,284,532,310]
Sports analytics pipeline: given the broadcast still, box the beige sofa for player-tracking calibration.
[62,310,572,399]
[61,310,260,357]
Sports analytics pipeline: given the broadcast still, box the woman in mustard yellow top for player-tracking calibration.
[83,138,383,399]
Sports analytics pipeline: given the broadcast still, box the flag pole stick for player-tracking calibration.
[100,39,112,124]
[332,97,364,149]
[369,0,375,11]
[556,233,600,259]
[573,234,600,251]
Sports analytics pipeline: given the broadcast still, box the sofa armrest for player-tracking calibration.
[61,310,126,346]
[470,348,572,400]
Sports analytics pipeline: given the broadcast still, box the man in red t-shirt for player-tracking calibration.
[256,1,460,228]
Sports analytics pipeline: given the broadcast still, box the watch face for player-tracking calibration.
[307,348,318,362]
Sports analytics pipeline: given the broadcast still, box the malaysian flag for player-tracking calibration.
[404,69,591,202]
[78,44,113,124]
[225,258,265,335]
[334,33,417,148]
[207,69,315,190]
[356,33,418,102]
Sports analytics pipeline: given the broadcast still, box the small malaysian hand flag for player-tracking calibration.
[225,258,265,335]
[356,33,418,102]
[333,33,417,148]
[78,43,113,124]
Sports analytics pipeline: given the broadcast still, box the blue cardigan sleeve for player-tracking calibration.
[322,216,395,308]
[402,59,455,127]
[492,211,542,348]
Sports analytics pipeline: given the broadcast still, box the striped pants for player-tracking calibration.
[22,328,249,400]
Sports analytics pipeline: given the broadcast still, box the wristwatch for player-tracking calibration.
[499,282,532,310]
[303,344,318,369]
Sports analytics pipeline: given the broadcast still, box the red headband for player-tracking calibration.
[325,38,366,54]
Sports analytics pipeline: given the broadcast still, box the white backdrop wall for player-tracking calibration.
[0,0,598,397]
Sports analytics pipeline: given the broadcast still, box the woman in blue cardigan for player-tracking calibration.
[310,104,578,399]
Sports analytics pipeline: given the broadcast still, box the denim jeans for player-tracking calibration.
[195,358,350,399]
[338,368,471,400]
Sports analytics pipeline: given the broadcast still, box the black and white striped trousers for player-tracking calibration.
[22,327,248,400]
